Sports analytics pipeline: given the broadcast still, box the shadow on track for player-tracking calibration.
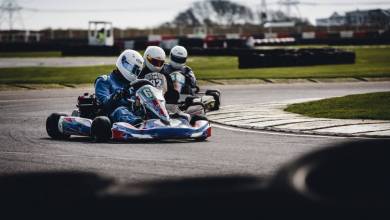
[40,137,207,145]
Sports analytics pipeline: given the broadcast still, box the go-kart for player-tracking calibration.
[46,80,211,142]
[167,71,221,116]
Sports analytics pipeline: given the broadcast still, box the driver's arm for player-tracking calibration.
[95,77,122,113]
[184,67,197,88]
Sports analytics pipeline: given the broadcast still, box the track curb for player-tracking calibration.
[208,99,390,138]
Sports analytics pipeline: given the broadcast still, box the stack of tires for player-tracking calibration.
[62,45,121,56]
[238,48,355,69]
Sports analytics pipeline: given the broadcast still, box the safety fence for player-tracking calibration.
[238,48,355,69]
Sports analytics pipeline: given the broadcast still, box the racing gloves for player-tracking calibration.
[111,88,127,102]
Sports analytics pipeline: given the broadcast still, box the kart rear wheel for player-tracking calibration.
[46,113,70,140]
[91,116,112,142]
[190,115,210,141]
[190,115,209,126]
[205,90,221,111]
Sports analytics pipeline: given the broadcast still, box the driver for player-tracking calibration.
[163,46,197,96]
[95,49,144,126]
[139,46,180,103]
[138,46,167,91]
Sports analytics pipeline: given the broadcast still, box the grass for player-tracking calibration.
[0,66,114,84]
[285,92,390,120]
[0,46,389,84]
[190,47,390,80]
[0,51,62,58]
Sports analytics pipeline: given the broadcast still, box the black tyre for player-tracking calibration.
[205,89,221,111]
[190,115,209,126]
[184,96,197,107]
[191,114,209,141]
[46,113,70,140]
[194,85,200,94]
[91,116,112,142]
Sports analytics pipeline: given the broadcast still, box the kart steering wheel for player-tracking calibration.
[130,79,154,92]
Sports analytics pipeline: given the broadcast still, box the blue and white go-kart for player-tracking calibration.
[46,80,211,142]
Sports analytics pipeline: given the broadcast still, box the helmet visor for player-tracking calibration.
[171,54,187,64]
[122,56,142,76]
[147,55,165,68]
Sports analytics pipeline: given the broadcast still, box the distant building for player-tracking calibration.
[346,9,390,27]
[316,12,346,27]
[316,9,390,28]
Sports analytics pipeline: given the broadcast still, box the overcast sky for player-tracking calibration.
[2,0,390,30]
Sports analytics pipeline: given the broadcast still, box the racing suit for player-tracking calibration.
[138,66,176,104]
[162,64,197,96]
[139,64,197,104]
[95,71,143,126]
[138,66,152,79]
[139,65,192,121]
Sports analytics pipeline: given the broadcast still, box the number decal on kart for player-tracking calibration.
[142,88,153,98]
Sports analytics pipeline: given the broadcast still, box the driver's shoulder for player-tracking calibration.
[161,64,173,74]
[95,74,112,86]
[183,65,193,72]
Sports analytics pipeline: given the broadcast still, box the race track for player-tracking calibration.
[1,81,389,183]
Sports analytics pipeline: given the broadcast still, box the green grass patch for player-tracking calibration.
[189,47,390,80]
[0,51,62,58]
[0,46,389,84]
[285,92,390,120]
[0,65,114,84]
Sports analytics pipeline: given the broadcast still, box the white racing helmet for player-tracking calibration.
[170,46,188,69]
[144,46,166,72]
[116,49,144,82]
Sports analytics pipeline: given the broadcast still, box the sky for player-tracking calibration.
[1,0,390,30]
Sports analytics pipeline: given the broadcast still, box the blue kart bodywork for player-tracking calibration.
[49,82,212,142]
[58,116,211,141]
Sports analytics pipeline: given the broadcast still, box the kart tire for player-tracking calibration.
[190,115,209,126]
[205,90,221,111]
[184,96,197,107]
[194,85,200,94]
[46,113,70,140]
[191,115,209,142]
[71,109,80,117]
[91,116,112,142]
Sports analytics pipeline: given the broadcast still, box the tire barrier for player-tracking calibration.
[1,139,389,219]
[0,39,88,52]
[178,38,204,49]
[238,48,355,69]
[205,39,225,48]
[187,48,251,56]
[0,43,57,52]
[163,48,252,57]
[61,45,121,56]
[225,39,248,48]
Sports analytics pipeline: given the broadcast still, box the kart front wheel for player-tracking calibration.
[46,113,70,140]
[91,116,112,142]
[205,90,221,111]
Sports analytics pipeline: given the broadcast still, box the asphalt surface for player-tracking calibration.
[0,81,389,183]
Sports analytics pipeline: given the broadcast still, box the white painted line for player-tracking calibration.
[212,123,354,139]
